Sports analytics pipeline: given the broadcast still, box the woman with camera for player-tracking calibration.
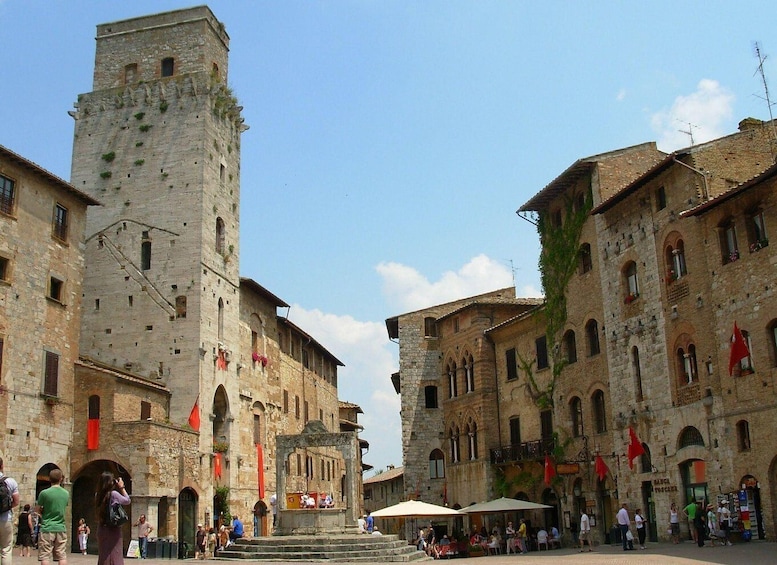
[96,472,131,565]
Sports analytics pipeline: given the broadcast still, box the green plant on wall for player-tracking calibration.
[214,486,231,524]
[159,101,169,113]
[134,159,145,166]
[139,124,152,132]
[519,191,592,409]
[134,112,145,120]
[101,151,116,162]
[100,171,112,179]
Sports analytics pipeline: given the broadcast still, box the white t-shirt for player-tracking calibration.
[580,513,590,532]
[0,474,19,522]
[635,513,645,529]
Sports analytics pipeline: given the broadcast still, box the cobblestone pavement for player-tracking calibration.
[11,540,777,565]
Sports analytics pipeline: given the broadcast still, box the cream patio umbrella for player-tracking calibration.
[371,500,462,518]
[460,497,552,514]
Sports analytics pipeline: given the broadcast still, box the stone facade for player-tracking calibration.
[0,145,97,515]
[392,120,777,545]
[364,465,405,513]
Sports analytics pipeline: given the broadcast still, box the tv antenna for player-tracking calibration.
[753,41,777,155]
[677,120,698,146]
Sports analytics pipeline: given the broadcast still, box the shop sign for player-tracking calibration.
[651,477,678,493]
[556,463,580,475]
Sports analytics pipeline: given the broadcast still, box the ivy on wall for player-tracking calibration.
[520,190,592,409]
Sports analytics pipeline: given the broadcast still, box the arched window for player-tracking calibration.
[217,297,224,341]
[564,330,577,364]
[449,426,460,463]
[464,353,475,392]
[467,419,478,460]
[736,420,751,451]
[665,239,688,282]
[632,346,643,401]
[447,361,458,398]
[677,344,698,384]
[592,390,606,433]
[623,261,639,302]
[719,217,739,263]
[586,319,600,356]
[640,443,652,473]
[429,449,445,479]
[578,243,592,274]
[678,426,705,449]
[570,397,583,437]
[216,217,226,254]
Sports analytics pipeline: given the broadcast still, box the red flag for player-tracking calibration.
[544,454,556,485]
[188,396,200,431]
[214,452,222,479]
[257,443,265,499]
[627,427,646,469]
[595,455,609,481]
[728,322,751,375]
[217,351,228,370]
[87,418,100,450]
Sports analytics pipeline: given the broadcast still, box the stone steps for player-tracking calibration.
[216,535,431,562]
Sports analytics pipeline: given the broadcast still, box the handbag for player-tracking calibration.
[106,501,129,527]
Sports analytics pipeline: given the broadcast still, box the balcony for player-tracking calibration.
[490,438,556,465]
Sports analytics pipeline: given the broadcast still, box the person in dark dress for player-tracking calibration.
[95,472,131,565]
[17,504,34,557]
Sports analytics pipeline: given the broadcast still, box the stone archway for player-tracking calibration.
[70,460,131,554]
[275,420,360,534]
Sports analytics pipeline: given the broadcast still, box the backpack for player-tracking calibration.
[0,477,13,513]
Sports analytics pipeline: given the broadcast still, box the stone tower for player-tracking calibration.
[71,6,246,437]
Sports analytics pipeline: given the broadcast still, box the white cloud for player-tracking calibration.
[285,306,402,473]
[376,254,514,312]
[650,79,735,152]
[616,88,627,102]
[284,254,522,475]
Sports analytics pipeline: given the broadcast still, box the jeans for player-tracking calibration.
[619,524,629,550]
[139,536,148,558]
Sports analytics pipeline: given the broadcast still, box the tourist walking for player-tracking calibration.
[0,457,20,565]
[16,505,33,557]
[37,468,69,565]
[634,508,647,549]
[706,504,719,546]
[194,524,206,560]
[77,519,90,555]
[616,503,631,551]
[669,502,680,544]
[682,500,699,544]
[717,499,732,546]
[517,518,528,554]
[96,472,130,565]
[579,509,593,552]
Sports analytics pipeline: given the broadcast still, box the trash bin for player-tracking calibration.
[147,541,157,558]
[159,539,170,559]
[610,525,622,545]
[169,542,178,559]
[177,541,187,559]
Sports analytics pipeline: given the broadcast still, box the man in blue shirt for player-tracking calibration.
[365,512,374,533]
[229,516,244,543]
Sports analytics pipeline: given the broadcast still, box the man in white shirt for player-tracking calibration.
[579,510,592,552]
[616,503,631,551]
[0,457,21,565]
[717,500,732,546]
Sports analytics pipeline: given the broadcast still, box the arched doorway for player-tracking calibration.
[541,488,559,531]
[212,386,231,451]
[178,488,198,558]
[739,474,765,540]
[253,500,267,537]
[70,460,131,554]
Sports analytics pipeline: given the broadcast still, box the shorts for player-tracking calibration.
[38,532,67,562]
[579,531,589,541]
[670,523,680,535]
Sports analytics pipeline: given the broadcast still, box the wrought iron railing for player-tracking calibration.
[490,438,556,465]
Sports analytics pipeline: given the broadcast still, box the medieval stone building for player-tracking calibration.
[391,119,777,543]
[1,6,362,556]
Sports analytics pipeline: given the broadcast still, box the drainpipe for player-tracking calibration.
[672,156,710,201]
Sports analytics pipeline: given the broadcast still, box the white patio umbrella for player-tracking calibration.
[460,497,552,514]
[371,500,462,518]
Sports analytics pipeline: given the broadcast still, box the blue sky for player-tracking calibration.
[2,0,776,476]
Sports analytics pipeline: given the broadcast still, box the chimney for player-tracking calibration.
[738,117,763,131]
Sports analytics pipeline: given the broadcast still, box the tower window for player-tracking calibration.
[161,57,175,77]
[52,204,68,242]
